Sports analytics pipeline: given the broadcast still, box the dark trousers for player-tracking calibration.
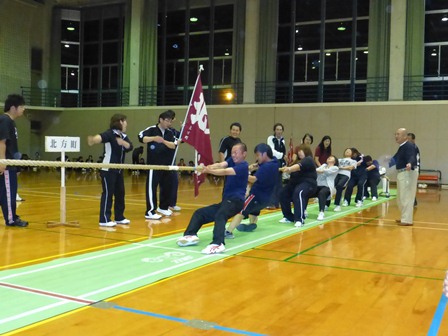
[344,173,367,204]
[334,174,350,206]
[159,171,179,207]
[269,172,283,207]
[280,182,317,223]
[0,168,18,224]
[99,170,125,223]
[184,198,244,245]
[146,169,173,215]
[364,176,380,198]
[311,185,331,212]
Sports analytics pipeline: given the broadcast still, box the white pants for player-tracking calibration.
[396,170,418,224]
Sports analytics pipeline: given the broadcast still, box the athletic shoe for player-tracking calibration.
[6,218,29,227]
[294,220,304,228]
[342,200,349,207]
[324,205,329,211]
[177,235,200,247]
[317,212,324,221]
[145,212,162,220]
[116,218,131,224]
[224,230,234,239]
[355,200,363,207]
[279,217,292,223]
[157,207,172,216]
[99,221,116,227]
[372,197,377,201]
[237,223,258,232]
[334,205,341,212]
[201,243,225,254]
[169,205,182,211]
[16,194,24,202]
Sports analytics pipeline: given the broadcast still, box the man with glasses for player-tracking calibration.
[138,110,177,219]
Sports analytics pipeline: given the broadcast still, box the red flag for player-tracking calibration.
[181,73,213,196]
[287,137,294,165]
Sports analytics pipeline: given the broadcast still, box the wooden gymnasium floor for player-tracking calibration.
[1,168,448,336]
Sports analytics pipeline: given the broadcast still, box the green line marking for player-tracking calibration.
[0,197,393,334]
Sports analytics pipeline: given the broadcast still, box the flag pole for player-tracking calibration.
[171,64,204,165]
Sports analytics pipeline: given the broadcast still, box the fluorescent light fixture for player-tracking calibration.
[337,23,346,31]
[64,44,70,48]
[67,22,75,31]
[297,45,303,51]
[363,50,368,54]
[190,17,198,22]
[326,52,331,56]
[442,16,448,22]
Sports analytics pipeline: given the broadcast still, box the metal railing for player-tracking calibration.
[404,76,448,101]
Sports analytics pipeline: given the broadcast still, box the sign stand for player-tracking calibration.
[45,137,80,228]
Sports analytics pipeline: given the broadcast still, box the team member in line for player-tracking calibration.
[138,110,177,220]
[177,143,249,254]
[225,143,279,238]
[363,155,381,201]
[87,114,133,227]
[0,94,29,227]
[266,123,286,209]
[343,148,367,207]
[333,148,357,212]
[314,155,339,220]
[279,144,317,227]
[389,128,418,226]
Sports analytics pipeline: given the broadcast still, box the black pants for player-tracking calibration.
[280,181,317,223]
[344,173,367,205]
[364,176,380,198]
[184,198,244,245]
[146,169,173,215]
[99,170,126,223]
[0,168,18,224]
[310,185,331,212]
[334,174,349,206]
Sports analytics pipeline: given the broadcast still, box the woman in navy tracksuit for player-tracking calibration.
[87,114,133,227]
[343,148,367,207]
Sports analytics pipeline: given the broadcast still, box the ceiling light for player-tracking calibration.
[363,50,368,54]
[442,16,448,22]
[431,49,437,56]
[67,22,75,31]
[295,29,299,33]
[337,23,346,31]
[326,52,331,56]
[297,45,303,51]
[190,17,198,22]
[64,44,70,48]
[224,49,230,56]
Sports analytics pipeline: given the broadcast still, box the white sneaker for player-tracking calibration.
[116,218,131,224]
[279,217,292,223]
[356,200,363,207]
[16,194,24,202]
[99,221,116,227]
[324,205,329,211]
[342,200,349,207]
[294,221,304,228]
[362,196,366,200]
[145,212,162,220]
[334,205,341,212]
[169,205,182,211]
[372,197,377,201]
[317,212,324,221]
[304,210,308,218]
[177,235,200,247]
[157,207,172,216]
[201,243,225,254]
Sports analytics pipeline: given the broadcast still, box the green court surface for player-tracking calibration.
[0,197,393,334]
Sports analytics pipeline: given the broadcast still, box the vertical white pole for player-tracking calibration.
[60,151,66,224]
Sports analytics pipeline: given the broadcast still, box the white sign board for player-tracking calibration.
[45,136,80,152]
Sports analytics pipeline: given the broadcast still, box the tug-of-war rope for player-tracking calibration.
[0,159,200,172]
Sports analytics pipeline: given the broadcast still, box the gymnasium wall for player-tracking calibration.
[22,101,448,184]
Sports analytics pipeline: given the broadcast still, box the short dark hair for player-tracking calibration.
[407,132,416,140]
[4,94,25,112]
[110,113,127,130]
[364,155,372,162]
[273,123,284,132]
[159,109,175,121]
[230,122,242,131]
[254,143,273,158]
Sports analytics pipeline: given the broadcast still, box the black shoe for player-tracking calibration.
[6,218,29,227]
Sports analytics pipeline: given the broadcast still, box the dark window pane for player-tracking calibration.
[61,67,67,89]
[166,10,185,34]
[356,50,368,79]
[214,5,233,29]
[67,68,78,90]
[296,0,321,22]
[83,44,99,65]
[189,34,209,58]
[102,67,110,88]
[165,62,175,86]
[103,42,119,63]
[294,54,306,81]
[357,0,369,16]
[324,51,336,80]
[278,0,292,24]
[306,54,320,81]
[296,24,321,50]
[425,13,448,43]
[323,84,351,102]
[441,45,448,76]
[110,66,118,89]
[213,59,225,84]
[175,62,184,85]
[338,51,351,80]
[166,36,184,60]
[223,59,231,84]
[189,61,200,85]
[425,1,448,11]
[214,32,232,56]
[356,19,369,47]
[61,44,79,65]
[189,7,210,32]
[325,0,352,20]
[84,20,100,42]
[277,55,290,81]
[103,18,119,40]
[278,26,291,52]
[325,21,352,49]
[61,20,80,41]
[293,85,318,103]
[424,46,439,76]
